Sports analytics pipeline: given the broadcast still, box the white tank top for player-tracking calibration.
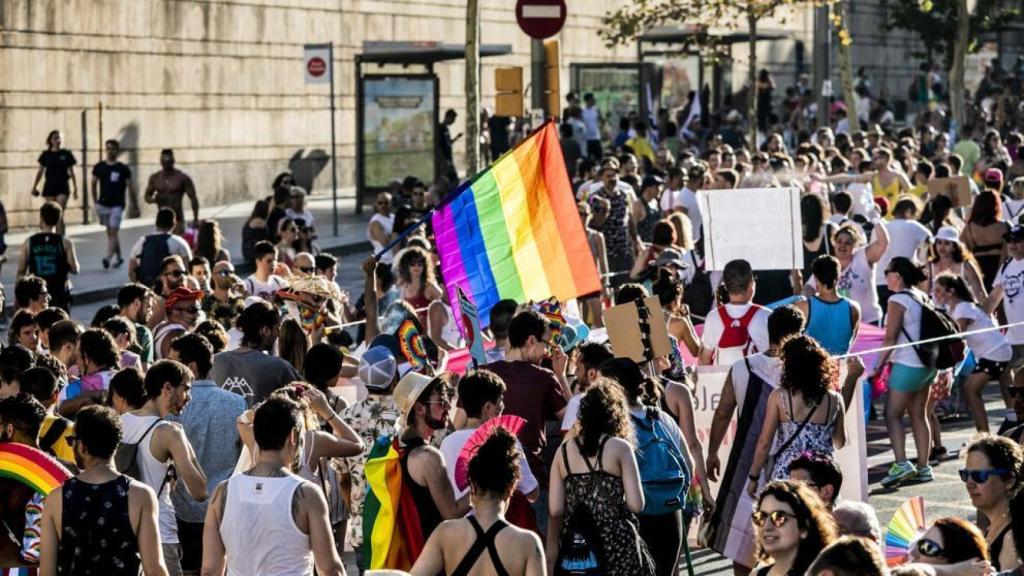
[428,301,463,349]
[120,413,178,544]
[221,473,314,576]
[368,213,395,264]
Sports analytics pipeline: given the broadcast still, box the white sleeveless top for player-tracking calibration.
[428,301,463,349]
[368,213,395,264]
[120,413,178,544]
[221,473,314,576]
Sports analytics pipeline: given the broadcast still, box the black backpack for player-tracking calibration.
[899,290,965,370]
[137,233,171,289]
[556,501,605,575]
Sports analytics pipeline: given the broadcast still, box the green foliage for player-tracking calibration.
[878,0,1020,67]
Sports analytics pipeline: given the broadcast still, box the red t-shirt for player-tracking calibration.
[484,360,567,486]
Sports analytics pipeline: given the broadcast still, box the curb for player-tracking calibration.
[66,239,372,307]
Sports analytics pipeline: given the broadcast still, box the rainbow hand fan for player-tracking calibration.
[885,495,927,567]
[454,415,526,491]
[535,299,566,343]
[0,442,72,495]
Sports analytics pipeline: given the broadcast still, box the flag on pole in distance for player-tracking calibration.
[432,121,600,332]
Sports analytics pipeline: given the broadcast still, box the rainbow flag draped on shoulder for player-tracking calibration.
[362,436,425,570]
[432,121,601,329]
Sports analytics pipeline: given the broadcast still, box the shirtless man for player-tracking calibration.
[145,149,199,235]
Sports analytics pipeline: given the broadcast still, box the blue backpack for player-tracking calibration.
[631,408,689,516]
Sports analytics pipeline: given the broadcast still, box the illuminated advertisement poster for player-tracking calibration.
[362,76,436,187]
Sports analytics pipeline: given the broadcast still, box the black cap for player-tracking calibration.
[641,174,664,190]
[1004,225,1024,242]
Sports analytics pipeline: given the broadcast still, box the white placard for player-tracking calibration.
[303,44,332,85]
[693,366,867,505]
[699,187,802,271]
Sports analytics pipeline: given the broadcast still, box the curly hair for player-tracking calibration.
[397,246,436,287]
[965,434,1024,493]
[653,267,683,310]
[576,378,634,458]
[931,517,989,563]
[468,426,521,497]
[780,336,834,405]
[756,480,837,574]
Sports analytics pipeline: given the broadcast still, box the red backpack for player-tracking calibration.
[713,304,764,362]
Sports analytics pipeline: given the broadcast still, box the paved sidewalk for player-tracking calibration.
[2,194,373,306]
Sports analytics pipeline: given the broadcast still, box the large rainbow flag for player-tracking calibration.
[432,121,601,329]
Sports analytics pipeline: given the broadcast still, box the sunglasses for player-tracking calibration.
[916,538,945,558]
[165,270,185,278]
[298,266,315,274]
[174,305,200,314]
[217,269,235,277]
[752,509,797,528]
[959,468,1010,483]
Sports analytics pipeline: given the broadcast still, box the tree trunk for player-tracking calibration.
[950,0,968,135]
[465,0,480,175]
[836,0,859,132]
[748,8,758,150]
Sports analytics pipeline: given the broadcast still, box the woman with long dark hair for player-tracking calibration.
[751,480,837,576]
[926,226,986,301]
[934,273,1011,433]
[395,246,443,323]
[963,434,1024,572]
[242,199,271,264]
[961,191,1010,291]
[872,257,937,488]
[800,194,835,282]
[747,336,846,496]
[547,379,655,575]
[907,517,989,566]
[195,220,230,264]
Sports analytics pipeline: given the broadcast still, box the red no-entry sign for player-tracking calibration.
[307,57,327,78]
[516,0,566,39]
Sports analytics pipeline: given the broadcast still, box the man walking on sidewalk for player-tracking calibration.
[145,149,199,235]
[91,139,137,269]
[17,202,79,313]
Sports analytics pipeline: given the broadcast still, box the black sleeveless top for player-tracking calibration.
[990,522,1014,571]
[450,516,511,576]
[58,475,139,576]
[28,232,70,297]
[400,436,444,540]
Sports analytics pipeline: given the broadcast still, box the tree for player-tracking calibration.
[465,0,481,175]
[878,0,1019,130]
[601,0,840,149]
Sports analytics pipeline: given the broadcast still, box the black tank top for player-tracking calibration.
[990,522,1014,571]
[400,436,444,540]
[58,475,139,576]
[450,515,511,576]
[28,232,69,296]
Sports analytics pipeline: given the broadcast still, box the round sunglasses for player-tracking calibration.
[752,509,797,528]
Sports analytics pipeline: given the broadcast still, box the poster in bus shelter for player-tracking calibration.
[362,76,436,188]
[575,66,640,141]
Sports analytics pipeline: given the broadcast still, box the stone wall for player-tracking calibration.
[1,0,929,227]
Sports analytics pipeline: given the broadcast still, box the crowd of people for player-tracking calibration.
[7,63,1024,576]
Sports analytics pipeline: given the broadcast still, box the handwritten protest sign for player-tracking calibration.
[699,187,802,271]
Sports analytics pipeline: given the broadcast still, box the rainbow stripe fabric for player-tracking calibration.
[432,121,601,328]
[362,436,424,570]
[0,442,72,496]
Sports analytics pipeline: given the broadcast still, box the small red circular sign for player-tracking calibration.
[307,57,327,77]
[516,0,566,40]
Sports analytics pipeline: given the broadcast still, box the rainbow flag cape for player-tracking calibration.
[0,442,72,495]
[432,121,601,329]
[362,436,425,570]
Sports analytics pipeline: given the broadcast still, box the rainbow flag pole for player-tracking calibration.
[374,120,601,330]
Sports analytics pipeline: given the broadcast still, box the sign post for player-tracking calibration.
[304,43,338,236]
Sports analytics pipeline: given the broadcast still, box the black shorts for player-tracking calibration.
[176,519,204,571]
[973,357,1010,380]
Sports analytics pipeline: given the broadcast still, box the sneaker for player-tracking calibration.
[102,258,110,269]
[111,256,124,268]
[881,461,917,488]
[914,465,934,483]
[929,446,948,465]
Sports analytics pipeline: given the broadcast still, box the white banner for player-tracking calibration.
[693,366,868,504]
[699,187,802,271]
[303,44,332,85]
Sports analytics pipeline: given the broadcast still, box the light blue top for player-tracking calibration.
[805,296,855,355]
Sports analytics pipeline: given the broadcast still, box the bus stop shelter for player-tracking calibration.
[355,41,512,213]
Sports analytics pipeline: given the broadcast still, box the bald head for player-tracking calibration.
[212,261,239,290]
[293,253,315,275]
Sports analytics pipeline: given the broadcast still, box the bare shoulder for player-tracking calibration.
[603,436,633,455]
[127,478,158,506]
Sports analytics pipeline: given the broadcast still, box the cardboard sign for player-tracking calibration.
[699,187,802,271]
[602,296,671,362]
[927,176,972,208]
